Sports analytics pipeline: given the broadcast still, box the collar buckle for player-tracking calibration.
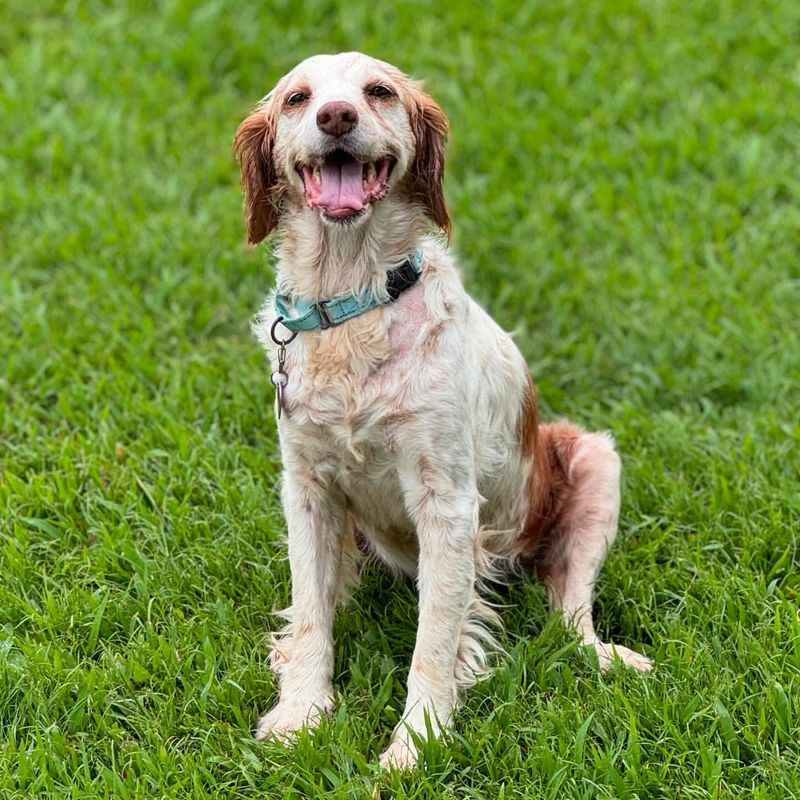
[386,259,421,300]
[314,300,333,329]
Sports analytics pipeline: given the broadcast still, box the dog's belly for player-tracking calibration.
[338,459,420,575]
[338,457,528,577]
[347,479,419,575]
[333,426,528,575]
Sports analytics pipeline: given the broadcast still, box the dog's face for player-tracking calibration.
[234,52,450,242]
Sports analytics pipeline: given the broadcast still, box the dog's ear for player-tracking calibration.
[407,87,451,236]
[233,103,279,244]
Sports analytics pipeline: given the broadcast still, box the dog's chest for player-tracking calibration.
[277,284,430,455]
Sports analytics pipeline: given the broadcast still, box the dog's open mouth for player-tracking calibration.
[298,150,396,220]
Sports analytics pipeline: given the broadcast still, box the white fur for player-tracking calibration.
[240,52,651,769]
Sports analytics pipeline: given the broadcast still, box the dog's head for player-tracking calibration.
[233,52,450,243]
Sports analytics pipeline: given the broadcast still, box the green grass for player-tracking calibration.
[2,0,799,797]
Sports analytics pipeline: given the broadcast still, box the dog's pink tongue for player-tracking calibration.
[318,161,365,213]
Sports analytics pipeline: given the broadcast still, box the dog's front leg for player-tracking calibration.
[380,455,479,769]
[255,463,346,741]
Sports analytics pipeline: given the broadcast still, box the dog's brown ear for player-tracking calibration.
[233,106,279,244]
[407,88,451,236]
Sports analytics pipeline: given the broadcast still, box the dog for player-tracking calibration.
[233,51,651,769]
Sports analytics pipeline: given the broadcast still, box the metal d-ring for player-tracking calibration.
[270,316,297,347]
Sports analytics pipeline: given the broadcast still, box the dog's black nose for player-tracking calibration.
[316,101,359,136]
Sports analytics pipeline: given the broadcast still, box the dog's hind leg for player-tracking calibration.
[530,423,652,672]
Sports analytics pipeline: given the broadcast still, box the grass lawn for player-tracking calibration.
[2,0,799,797]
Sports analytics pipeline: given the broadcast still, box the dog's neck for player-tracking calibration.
[273,197,428,301]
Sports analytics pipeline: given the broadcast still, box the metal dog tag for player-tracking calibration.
[269,317,297,420]
[270,368,288,418]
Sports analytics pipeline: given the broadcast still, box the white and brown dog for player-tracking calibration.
[234,51,651,769]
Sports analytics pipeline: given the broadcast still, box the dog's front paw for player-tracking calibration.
[254,696,333,742]
[379,736,418,771]
[593,642,653,673]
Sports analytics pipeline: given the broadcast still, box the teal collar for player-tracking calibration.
[274,250,424,332]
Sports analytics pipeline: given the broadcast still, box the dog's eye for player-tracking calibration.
[286,91,309,107]
[367,84,395,100]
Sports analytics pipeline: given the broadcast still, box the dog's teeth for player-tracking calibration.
[313,165,321,183]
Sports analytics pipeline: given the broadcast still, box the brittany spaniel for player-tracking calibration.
[233,51,651,770]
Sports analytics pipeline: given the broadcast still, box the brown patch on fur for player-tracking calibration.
[380,409,416,452]
[305,467,326,489]
[516,381,585,577]
[405,85,451,235]
[423,321,445,352]
[518,375,539,460]
[418,455,434,478]
[233,107,280,243]
[380,409,417,427]
[353,527,372,556]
